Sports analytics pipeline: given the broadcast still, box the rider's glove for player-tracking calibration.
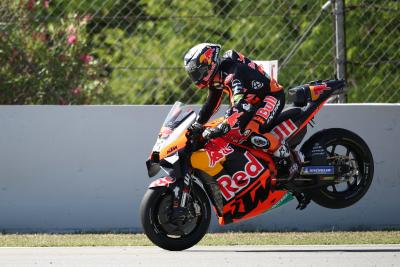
[187,122,204,138]
[202,122,231,140]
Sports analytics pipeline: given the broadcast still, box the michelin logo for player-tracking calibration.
[301,166,334,175]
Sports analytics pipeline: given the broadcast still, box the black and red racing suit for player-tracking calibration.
[197,50,285,151]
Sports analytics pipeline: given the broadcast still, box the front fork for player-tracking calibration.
[173,173,192,209]
[169,173,194,222]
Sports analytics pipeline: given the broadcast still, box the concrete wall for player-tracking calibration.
[0,104,399,233]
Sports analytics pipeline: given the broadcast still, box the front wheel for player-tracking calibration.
[302,128,374,209]
[140,184,211,251]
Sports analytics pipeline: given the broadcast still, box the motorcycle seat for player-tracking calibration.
[276,106,303,123]
[260,106,303,133]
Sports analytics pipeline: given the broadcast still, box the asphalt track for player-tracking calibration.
[0,245,399,267]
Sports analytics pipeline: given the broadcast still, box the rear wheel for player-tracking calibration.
[304,128,374,209]
[140,184,211,251]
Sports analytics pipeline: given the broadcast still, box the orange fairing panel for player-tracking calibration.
[159,117,225,161]
[159,130,188,160]
[191,137,233,177]
[191,150,225,177]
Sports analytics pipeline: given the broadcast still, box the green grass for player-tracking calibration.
[0,231,399,247]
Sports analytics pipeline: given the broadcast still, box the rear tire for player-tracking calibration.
[302,128,374,209]
[140,184,211,251]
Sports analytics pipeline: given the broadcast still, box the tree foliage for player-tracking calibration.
[1,0,399,104]
[0,0,117,104]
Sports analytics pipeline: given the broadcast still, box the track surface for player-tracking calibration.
[0,245,399,267]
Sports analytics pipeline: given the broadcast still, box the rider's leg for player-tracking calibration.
[243,92,299,178]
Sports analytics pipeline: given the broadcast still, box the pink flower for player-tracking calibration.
[80,54,93,64]
[67,34,77,45]
[72,87,81,95]
[43,0,49,9]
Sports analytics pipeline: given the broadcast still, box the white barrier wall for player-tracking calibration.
[0,104,399,233]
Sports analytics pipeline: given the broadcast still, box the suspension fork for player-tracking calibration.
[181,173,193,206]
[170,174,194,223]
[172,145,194,211]
[172,174,192,207]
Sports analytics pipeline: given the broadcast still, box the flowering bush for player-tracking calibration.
[0,0,117,104]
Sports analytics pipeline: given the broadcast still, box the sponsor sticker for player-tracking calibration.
[241,103,252,111]
[256,97,278,120]
[232,79,241,88]
[167,145,178,154]
[222,126,250,144]
[252,80,263,90]
[250,135,270,148]
[206,143,234,167]
[301,166,335,175]
[217,151,265,200]
[265,100,280,125]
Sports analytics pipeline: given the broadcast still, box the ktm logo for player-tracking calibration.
[167,145,178,154]
[199,48,214,65]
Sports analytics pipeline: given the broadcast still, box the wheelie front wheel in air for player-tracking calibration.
[140,184,211,251]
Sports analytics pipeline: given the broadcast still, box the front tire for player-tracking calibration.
[140,184,211,251]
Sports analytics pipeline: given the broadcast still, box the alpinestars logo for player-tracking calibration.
[241,103,252,111]
[252,80,263,90]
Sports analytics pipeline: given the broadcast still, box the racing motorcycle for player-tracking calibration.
[140,79,374,251]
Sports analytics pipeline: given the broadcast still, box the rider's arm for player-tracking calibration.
[202,70,255,140]
[224,65,256,123]
[224,69,245,106]
[196,88,223,125]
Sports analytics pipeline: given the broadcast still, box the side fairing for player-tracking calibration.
[190,138,289,225]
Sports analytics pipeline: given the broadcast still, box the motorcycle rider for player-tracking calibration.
[183,43,298,178]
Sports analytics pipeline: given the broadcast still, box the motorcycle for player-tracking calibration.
[140,79,374,251]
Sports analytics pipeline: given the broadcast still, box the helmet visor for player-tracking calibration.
[187,64,209,84]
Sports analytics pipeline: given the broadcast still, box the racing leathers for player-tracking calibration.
[196,50,287,155]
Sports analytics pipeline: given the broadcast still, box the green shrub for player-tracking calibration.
[0,0,117,104]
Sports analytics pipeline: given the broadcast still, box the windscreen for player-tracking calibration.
[153,102,196,153]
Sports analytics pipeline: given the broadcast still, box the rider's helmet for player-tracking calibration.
[183,43,221,89]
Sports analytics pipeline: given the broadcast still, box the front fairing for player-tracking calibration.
[146,102,196,177]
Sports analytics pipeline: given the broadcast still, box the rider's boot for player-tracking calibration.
[292,191,311,210]
[272,141,300,180]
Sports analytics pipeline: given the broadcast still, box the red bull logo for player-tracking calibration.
[199,47,214,65]
[217,151,264,201]
[310,84,329,100]
[226,111,243,127]
[222,126,250,144]
[205,140,234,167]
